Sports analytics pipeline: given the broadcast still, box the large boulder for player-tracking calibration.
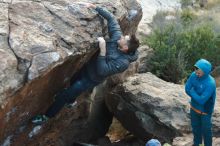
[106,73,220,143]
[0,0,142,145]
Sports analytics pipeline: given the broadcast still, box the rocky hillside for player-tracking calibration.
[138,0,180,36]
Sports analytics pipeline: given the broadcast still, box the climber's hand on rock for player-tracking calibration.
[97,37,106,56]
[76,2,96,9]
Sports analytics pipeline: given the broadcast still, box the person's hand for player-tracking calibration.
[86,3,96,8]
[97,37,106,56]
[75,2,96,9]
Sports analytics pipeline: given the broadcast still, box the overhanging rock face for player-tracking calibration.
[0,0,142,145]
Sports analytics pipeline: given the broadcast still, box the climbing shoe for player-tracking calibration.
[31,115,49,125]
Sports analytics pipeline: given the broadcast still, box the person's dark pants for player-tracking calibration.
[190,109,212,146]
[45,71,100,118]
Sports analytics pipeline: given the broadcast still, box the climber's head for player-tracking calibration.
[118,34,139,53]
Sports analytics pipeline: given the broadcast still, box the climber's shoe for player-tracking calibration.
[31,115,49,125]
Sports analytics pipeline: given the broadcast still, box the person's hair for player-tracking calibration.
[127,34,140,53]
[194,66,199,71]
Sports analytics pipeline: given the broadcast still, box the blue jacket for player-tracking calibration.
[185,59,216,114]
[86,7,138,82]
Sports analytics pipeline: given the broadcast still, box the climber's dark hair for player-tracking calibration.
[127,34,139,53]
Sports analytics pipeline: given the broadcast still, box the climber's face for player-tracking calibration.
[118,35,130,53]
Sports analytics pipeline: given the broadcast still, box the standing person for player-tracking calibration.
[32,3,139,125]
[185,59,216,146]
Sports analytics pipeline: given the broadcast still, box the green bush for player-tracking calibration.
[146,24,187,83]
[145,10,220,83]
[181,9,196,25]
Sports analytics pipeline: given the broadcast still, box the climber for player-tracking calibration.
[31,2,139,124]
[185,59,216,146]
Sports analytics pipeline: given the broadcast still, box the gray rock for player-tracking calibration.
[28,52,61,80]
[0,3,24,107]
[137,45,154,73]
[106,73,220,142]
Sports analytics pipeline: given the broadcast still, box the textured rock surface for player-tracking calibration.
[0,0,142,145]
[106,73,220,142]
[137,45,153,73]
[0,3,24,108]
